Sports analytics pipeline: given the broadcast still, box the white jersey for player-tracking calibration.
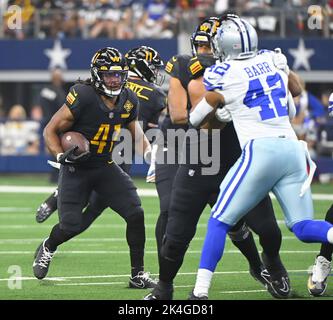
[203,50,297,148]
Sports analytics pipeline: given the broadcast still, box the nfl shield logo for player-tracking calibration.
[109,112,114,119]
[188,169,195,176]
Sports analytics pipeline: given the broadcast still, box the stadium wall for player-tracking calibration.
[0,38,333,175]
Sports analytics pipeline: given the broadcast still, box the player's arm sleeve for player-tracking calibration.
[64,84,90,119]
[165,55,181,78]
[188,55,216,80]
[125,94,139,124]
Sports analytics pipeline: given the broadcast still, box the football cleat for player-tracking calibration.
[143,283,173,300]
[188,290,208,300]
[261,253,291,299]
[36,190,58,223]
[266,275,291,299]
[308,255,332,297]
[250,265,271,287]
[129,271,157,289]
[33,239,56,279]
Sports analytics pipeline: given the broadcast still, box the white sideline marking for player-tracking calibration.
[0,250,320,255]
[0,185,332,200]
[0,270,309,282]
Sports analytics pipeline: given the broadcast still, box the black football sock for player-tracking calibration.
[158,255,182,285]
[319,205,333,261]
[126,213,145,278]
[45,224,75,251]
[231,232,262,273]
[43,189,58,212]
[155,213,168,264]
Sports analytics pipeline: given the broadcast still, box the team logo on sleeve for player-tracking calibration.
[190,60,203,75]
[66,90,77,105]
[124,100,134,113]
[165,61,173,73]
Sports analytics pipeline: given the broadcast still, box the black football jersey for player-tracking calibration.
[160,54,192,137]
[184,55,241,169]
[64,83,138,166]
[188,54,216,80]
[126,78,166,133]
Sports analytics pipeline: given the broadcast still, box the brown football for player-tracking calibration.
[61,131,90,155]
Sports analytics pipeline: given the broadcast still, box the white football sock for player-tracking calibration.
[193,268,213,297]
[327,227,333,244]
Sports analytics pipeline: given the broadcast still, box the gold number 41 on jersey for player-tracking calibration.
[90,124,121,153]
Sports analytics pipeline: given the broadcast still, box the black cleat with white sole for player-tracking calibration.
[33,239,56,279]
[129,271,157,289]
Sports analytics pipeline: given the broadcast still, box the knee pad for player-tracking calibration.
[228,222,250,241]
[161,236,189,262]
[125,207,144,225]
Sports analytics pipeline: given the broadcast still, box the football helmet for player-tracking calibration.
[90,47,129,97]
[190,17,219,56]
[212,17,258,61]
[190,14,240,56]
[125,46,164,86]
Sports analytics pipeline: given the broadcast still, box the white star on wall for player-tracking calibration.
[44,40,72,69]
[288,38,314,71]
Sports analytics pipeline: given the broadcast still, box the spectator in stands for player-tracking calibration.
[78,0,105,38]
[103,0,134,39]
[3,0,35,39]
[136,0,176,38]
[0,104,40,155]
[37,68,66,182]
[292,80,326,158]
[38,68,66,125]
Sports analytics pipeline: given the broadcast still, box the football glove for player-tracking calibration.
[273,48,290,76]
[329,92,333,117]
[215,107,232,122]
[146,144,158,183]
[56,146,90,164]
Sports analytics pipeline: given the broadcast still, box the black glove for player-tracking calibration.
[57,146,90,165]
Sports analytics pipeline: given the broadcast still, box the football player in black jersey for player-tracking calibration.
[36,46,166,223]
[145,15,302,300]
[33,46,166,289]
[146,16,270,300]
[32,47,156,286]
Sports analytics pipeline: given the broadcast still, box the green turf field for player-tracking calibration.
[0,174,332,300]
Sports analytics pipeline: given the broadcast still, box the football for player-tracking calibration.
[61,131,90,155]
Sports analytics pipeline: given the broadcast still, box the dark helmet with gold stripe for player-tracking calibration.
[125,46,164,86]
[191,14,240,56]
[90,47,129,97]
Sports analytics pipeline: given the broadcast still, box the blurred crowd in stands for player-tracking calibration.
[1,0,333,40]
[0,67,332,166]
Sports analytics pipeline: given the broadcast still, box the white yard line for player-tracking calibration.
[0,269,310,282]
[0,235,300,244]
[0,250,321,254]
[0,208,33,212]
[219,289,267,294]
[55,282,126,286]
[0,186,332,200]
